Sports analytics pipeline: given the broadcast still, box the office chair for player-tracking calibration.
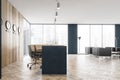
[27,45,42,69]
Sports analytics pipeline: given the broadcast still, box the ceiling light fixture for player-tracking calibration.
[54,18,56,23]
[54,0,60,24]
[57,2,60,9]
[54,0,60,44]
[56,0,60,9]
[55,11,58,17]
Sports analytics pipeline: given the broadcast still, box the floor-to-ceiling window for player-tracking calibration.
[55,25,68,46]
[43,25,56,44]
[77,25,90,54]
[31,24,68,51]
[90,25,102,47]
[78,24,115,54]
[31,25,43,44]
[102,25,115,47]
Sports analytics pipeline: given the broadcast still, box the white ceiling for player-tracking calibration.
[8,0,120,24]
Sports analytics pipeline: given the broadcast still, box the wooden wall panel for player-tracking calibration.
[6,0,10,65]
[9,2,13,64]
[2,0,7,67]
[2,0,24,67]
[19,15,24,61]
[12,6,16,62]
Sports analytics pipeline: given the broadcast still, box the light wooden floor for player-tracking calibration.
[2,55,120,80]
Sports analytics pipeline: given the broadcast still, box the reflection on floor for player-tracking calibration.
[2,55,120,80]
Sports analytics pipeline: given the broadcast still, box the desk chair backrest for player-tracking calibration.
[36,45,42,53]
[28,45,36,58]
[28,45,42,58]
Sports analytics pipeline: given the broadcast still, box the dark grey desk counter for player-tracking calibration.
[42,45,67,74]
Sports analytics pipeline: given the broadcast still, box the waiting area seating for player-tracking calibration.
[86,47,120,57]
[92,47,111,56]
[27,45,42,69]
[85,47,93,54]
[111,47,120,56]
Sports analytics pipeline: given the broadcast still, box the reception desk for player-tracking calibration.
[42,45,67,74]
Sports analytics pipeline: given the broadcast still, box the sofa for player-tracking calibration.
[86,47,112,56]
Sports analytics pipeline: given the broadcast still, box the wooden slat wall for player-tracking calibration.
[2,0,24,67]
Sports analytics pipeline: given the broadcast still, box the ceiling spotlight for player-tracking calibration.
[57,2,60,9]
[55,12,58,17]
[54,18,56,23]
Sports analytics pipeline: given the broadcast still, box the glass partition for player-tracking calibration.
[23,19,31,55]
